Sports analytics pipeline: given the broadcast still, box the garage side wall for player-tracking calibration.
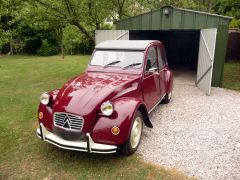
[212,25,229,87]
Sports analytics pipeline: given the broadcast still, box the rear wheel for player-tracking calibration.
[162,92,172,104]
[120,111,143,155]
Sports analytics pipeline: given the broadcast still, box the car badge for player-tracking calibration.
[63,115,71,129]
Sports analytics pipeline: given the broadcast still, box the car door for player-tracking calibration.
[142,45,161,111]
[157,46,167,98]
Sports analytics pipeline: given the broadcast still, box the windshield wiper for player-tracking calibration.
[123,63,142,69]
[104,60,121,67]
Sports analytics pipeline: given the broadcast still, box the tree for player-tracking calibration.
[137,0,206,12]
[30,0,113,44]
[213,0,240,28]
[63,25,81,55]
[18,1,67,58]
[0,0,23,54]
[109,0,147,22]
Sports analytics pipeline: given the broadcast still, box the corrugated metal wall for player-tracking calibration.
[116,6,230,30]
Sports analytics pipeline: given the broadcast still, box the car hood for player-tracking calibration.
[53,71,140,117]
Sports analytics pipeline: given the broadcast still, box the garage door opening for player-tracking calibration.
[130,30,200,85]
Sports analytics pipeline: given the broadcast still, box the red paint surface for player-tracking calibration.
[38,41,173,145]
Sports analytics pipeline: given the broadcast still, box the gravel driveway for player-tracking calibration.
[138,70,240,180]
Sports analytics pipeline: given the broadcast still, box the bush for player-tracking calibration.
[37,40,58,56]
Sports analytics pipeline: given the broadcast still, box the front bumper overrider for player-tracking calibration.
[36,123,117,154]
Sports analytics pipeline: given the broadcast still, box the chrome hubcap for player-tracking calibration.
[130,117,142,149]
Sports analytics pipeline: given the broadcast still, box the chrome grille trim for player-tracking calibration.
[54,112,84,131]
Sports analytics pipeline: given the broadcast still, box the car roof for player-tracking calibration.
[95,40,158,50]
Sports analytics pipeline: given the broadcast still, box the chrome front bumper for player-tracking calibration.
[36,123,117,154]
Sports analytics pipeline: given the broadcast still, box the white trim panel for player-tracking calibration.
[196,28,217,95]
[95,30,129,45]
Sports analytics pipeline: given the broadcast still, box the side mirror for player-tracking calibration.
[148,67,158,73]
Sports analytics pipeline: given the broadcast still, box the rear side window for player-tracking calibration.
[146,46,157,71]
[157,47,164,69]
[160,47,167,65]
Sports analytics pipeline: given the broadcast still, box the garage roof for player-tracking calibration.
[95,40,156,50]
[116,6,232,30]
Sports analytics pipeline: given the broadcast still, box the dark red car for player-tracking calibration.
[37,40,173,155]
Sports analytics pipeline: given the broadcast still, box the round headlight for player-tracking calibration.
[40,92,50,105]
[101,101,114,116]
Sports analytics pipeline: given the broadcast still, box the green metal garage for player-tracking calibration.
[95,6,232,95]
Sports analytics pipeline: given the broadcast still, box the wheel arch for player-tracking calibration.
[137,104,153,128]
[91,97,153,145]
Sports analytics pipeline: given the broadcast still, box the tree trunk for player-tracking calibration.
[9,37,13,55]
[54,27,64,59]
[96,22,100,30]
[61,41,64,59]
[207,0,212,12]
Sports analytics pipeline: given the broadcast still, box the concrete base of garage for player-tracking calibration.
[172,69,196,86]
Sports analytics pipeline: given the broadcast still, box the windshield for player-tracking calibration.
[90,50,144,68]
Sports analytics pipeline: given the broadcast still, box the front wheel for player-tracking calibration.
[120,111,143,155]
[162,92,172,104]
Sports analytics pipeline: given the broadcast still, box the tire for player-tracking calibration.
[162,92,172,104]
[120,111,143,155]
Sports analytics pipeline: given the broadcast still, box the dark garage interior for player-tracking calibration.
[129,30,200,71]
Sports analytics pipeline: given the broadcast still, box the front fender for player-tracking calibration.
[91,97,143,145]
[38,89,59,131]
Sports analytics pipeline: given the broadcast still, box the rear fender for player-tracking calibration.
[91,97,152,145]
[165,70,173,93]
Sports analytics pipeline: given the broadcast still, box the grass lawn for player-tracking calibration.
[223,61,240,91]
[0,55,187,179]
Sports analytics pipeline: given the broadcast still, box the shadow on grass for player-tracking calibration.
[40,141,132,164]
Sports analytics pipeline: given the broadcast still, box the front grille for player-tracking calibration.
[54,112,84,131]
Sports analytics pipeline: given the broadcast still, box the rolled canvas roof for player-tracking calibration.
[95,40,157,50]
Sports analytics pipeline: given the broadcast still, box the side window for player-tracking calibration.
[146,46,157,71]
[160,47,167,65]
[157,47,164,69]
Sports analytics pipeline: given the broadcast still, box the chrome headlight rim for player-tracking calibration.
[100,101,114,116]
[40,92,50,105]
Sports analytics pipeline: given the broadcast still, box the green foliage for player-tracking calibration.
[0,30,9,47]
[63,25,94,55]
[223,61,240,91]
[101,23,113,30]
[63,25,81,55]
[0,0,24,53]
[28,0,113,43]
[137,0,206,12]
[230,18,240,28]
[22,27,58,54]
[213,0,240,28]
[37,39,57,56]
